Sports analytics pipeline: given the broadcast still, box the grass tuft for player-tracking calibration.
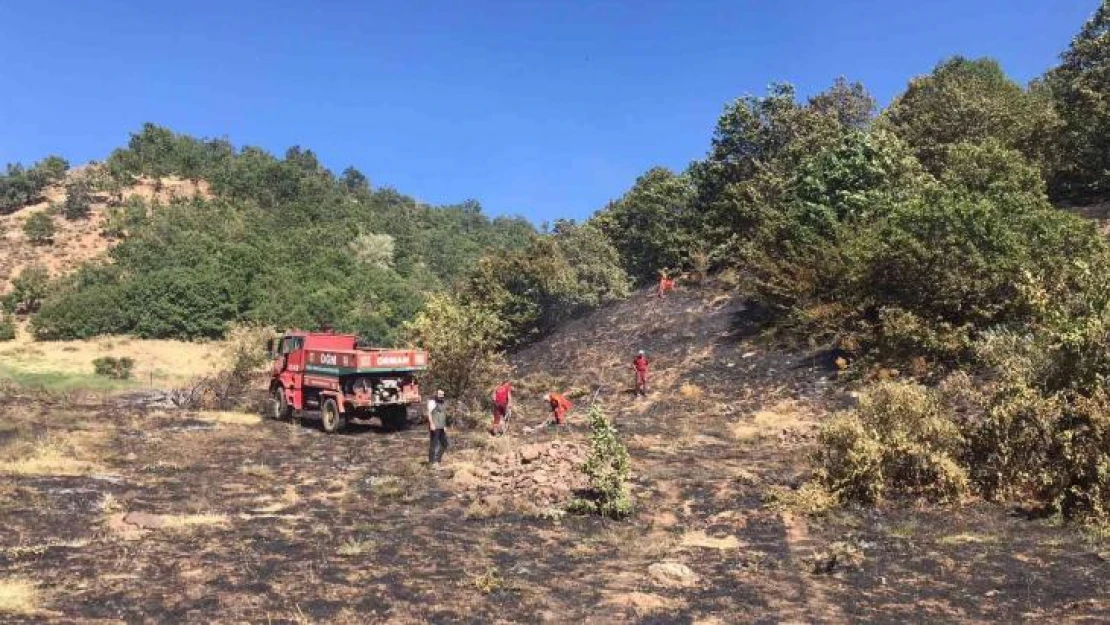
[0,578,40,616]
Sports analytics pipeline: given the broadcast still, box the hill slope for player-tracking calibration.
[498,281,1110,622]
[0,172,208,295]
[2,281,1109,622]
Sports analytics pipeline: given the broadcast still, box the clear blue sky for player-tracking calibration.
[0,1,1098,223]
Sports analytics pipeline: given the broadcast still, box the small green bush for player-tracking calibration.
[568,404,633,519]
[0,315,16,341]
[23,212,55,245]
[92,356,135,380]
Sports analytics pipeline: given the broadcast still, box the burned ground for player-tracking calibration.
[2,283,1109,623]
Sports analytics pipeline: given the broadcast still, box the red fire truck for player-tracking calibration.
[267,331,428,433]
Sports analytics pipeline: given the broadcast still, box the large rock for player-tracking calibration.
[648,561,699,588]
[519,444,545,464]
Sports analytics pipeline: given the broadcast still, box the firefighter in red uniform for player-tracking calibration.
[490,380,512,435]
[543,392,573,426]
[633,350,649,396]
[658,271,676,299]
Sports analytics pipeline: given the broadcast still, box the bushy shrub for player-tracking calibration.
[0,315,16,341]
[2,264,50,315]
[62,179,92,220]
[568,404,633,519]
[817,334,1110,521]
[0,156,68,214]
[31,281,131,340]
[22,212,55,245]
[92,356,135,380]
[172,323,273,411]
[816,381,970,505]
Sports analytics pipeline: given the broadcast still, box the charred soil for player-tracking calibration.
[1,283,1108,623]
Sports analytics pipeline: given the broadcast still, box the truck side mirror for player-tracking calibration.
[265,338,275,359]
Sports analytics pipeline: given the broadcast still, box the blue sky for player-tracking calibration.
[0,1,1098,223]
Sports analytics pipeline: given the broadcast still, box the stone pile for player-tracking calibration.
[454,440,589,508]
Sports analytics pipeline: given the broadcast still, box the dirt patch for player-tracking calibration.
[680,530,742,551]
[602,590,681,613]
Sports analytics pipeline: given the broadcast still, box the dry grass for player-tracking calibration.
[337,538,373,557]
[0,578,40,616]
[195,411,262,426]
[0,436,102,476]
[472,568,509,594]
[0,333,221,389]
[730,400,812,442]
[160,514,229,529]
[239,463,275,478]
[678,383,705,401]
[936,532,999,546]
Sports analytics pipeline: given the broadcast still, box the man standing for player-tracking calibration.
[543,392,574,426]
[426,389,448,464]
[491,380,512,435]
[633,350,649,396]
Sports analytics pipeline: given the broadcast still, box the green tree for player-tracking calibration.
[1044,1,1110,201]
[22,212,55,245]
[341,166,371,193]
[461,224,629,343]
[592,167,696,284]
[403,293,508,402]
[808,77,877,129]
[881,57,1059,175]
[3,264,51,314]
[349,231,395,269]
[742,129,930,315]
[62,178,93,220]
[689,82,846,261]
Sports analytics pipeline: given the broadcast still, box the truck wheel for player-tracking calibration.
[320,398,346,434]
[269,387,290,421]
[382,405,408,431]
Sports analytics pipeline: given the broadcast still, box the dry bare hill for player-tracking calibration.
[0,171,210,296]
[2,281,1109,622]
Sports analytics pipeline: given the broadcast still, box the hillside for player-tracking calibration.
[0,124,541,344]
[3,282,1108,622]
[0,172,210,296]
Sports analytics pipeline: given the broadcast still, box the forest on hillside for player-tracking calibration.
[0,2,1106,366]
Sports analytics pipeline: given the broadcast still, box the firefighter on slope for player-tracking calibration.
[543,392,573,426]
[633,350,649,396]
[657,271,676,299]
[490,380,512,435]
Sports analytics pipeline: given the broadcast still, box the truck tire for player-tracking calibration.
[269,387,291,421]
[320,398,346,434]
[382,405,408,431]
